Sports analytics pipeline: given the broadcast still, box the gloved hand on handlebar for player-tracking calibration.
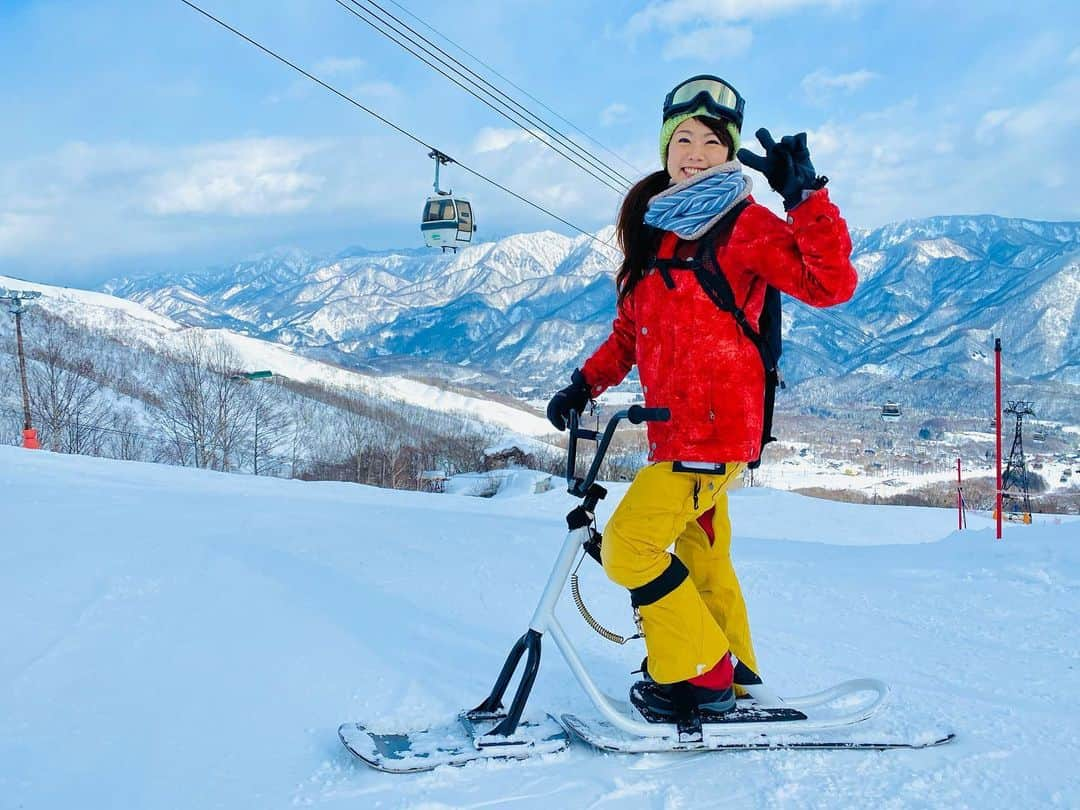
[546,369,592,431]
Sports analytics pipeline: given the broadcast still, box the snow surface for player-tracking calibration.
[2,446,1079,808]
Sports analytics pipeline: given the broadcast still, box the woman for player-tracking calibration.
[546,75,857,722]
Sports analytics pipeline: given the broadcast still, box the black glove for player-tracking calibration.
[546,369,592,431]
[737,128,827,211]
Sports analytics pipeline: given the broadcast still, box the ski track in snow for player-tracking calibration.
[1,446,1078,809]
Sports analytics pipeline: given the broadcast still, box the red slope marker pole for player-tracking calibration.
[995,338,1002,541]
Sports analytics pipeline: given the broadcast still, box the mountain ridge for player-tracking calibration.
[100,214,1080,405]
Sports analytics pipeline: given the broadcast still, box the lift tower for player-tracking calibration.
[1,288,42,449]
[1000,400,1035,523]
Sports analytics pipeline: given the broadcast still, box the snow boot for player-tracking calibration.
[630,652,736,723]
[733,656,763,700]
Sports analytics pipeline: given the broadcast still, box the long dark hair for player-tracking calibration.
[615,117,735,303]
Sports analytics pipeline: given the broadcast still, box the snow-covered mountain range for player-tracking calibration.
[102,215,1080,411]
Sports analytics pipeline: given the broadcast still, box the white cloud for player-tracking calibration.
[0,213,50,257]
[1068,47,1080,65]
[803,123,844,158]
[974,108,1015,144]
[534,183,585,209]
[472,128,535,154]
[626,0,855,35]
[624,0,855,71]
[350,80,399,99]
[772,72,1080,229]
[601,103,631,126]
[975,75,1080,146]
[314,57,366,77]
[1005,31,1073,75]
[801,68,879,102]
[149,139,324,216]
[661,25,753,60]
[0,136,398,271]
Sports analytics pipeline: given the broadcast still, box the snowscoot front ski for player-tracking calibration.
[339,407,953,772]
[338,712,569,773]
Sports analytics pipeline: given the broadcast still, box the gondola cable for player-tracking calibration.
[178,0,616,248]
[340,0,636,188]
[377,0,647,178]
[333,0,630,193]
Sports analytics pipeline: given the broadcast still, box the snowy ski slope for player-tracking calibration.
[1,446,1078,808]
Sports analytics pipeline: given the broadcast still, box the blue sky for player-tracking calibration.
[2,0,1078,285]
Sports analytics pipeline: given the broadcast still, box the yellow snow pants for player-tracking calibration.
[601,462,759,685]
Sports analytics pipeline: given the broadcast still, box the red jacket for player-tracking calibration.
[581,189,857,464]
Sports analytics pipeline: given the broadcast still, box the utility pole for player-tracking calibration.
[1,288,43,449]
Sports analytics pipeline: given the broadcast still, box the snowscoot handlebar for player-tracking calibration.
[566,406,670,498]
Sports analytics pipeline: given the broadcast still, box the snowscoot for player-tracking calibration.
[340,406,955,772]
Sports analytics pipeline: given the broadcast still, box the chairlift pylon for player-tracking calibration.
[421,150,476,253]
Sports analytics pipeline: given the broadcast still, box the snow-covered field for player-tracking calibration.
[2,446,1078,809]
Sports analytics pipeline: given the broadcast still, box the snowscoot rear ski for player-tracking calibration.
[339,407,953,772]
[561,679,956,754]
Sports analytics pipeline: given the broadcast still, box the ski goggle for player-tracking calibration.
[662,75,745,131]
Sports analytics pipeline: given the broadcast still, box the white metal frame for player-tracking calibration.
[523,525,889,739]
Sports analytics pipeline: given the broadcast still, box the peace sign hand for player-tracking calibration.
[737,128,826,211]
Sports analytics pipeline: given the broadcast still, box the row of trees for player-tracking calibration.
[9,309,1071,511]
[0,312,529,490]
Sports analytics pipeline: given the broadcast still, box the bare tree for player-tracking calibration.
[206,339,251,471]
[341,405,377,483]
[232,376,291,475]
[155,332,250,470]
[286,391,319,478]
[108,407,145,462]
[25,318,111,453]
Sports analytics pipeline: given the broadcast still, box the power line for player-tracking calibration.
[333,0,631,193]
[343,0,635,188]
[380,0,647,178]
[178,0,612,247]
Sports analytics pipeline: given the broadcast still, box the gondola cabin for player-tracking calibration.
[880,402,902,422]
[421,195,475,252]
[421,150,475,252]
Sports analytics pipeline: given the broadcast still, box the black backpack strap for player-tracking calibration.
[692,201,779,374]
[646,202,748,292]
[691,200,784,469]
[694,263,779,375]
[649,256,700,289]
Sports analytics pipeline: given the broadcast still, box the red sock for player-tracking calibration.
[689,652,733,689]
[696,508,716,547]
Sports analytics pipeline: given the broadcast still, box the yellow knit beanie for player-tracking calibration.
[659,105,741,167]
